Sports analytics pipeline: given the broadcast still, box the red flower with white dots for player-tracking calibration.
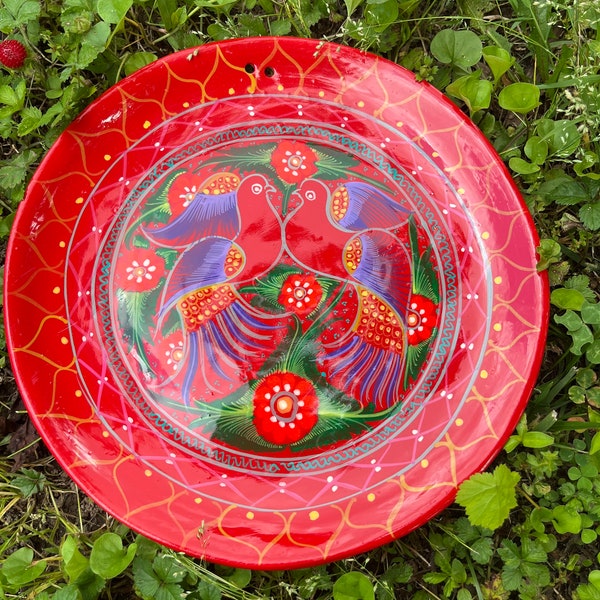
[271,141,318,184]
[253,372,319,445]
[406,295,439,345]
[119,247,165,292]
[278,273,323,316]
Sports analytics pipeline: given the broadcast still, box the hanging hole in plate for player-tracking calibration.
[245,63,256,74]
[264,66,275,77]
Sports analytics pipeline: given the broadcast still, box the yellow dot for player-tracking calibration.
[318,91,325,97]
[481,231,490,240]
[396,121,403,127]
[494,276,503,284]
[144,469,152,477]
[53,286,60,294]
[432,151,439,157]
[309,511,319,521]
[246,511,254,520]
[75,390,82,397]
[493,323,502,332]
[104,154,111,161]
[143,120,151,129]
[455,418,464,427]
[480,370,489,379]
[59,241,66,248]
[183,102,190,108]
[75,197,84,204]
[421,459,429,468]
[357,100,365,107]
[367,493,376,502]
[194,497,203,504]
[277,84,284,91]
[60,336,68,345]
[228,88,235,95]
[457,188,465,195]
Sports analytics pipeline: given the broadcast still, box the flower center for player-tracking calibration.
[287,154,304,169]
[133,266,147,278]
[270,391,298,422]
[294,287,307,299]
[407,313,419,327]
[172,348,184,362]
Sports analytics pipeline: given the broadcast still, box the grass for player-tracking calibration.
[1,0,600,598]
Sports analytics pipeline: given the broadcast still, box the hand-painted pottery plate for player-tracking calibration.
[5,37,548,569]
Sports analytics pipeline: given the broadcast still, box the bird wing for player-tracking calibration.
[159,237,235,315]
[349,230,412,319]
[334,182,410,231]
[144,190,239,247]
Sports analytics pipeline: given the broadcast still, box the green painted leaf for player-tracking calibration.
[498,82,540,113]
[1,547,47,587]
[89,533,137,579]
[333,572,375,600]
[430,29,483,69]
[455,464,520,530]
[551,288,586,311]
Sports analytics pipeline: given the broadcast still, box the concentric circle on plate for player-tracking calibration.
[4,37,548,568]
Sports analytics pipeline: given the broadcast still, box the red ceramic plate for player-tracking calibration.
[5,37,548,569]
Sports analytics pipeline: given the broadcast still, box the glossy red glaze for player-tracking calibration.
[4,37,548,569]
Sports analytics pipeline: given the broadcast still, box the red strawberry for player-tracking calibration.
[0,40,27,69]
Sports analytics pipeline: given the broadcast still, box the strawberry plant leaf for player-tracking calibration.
[455,464,520,530]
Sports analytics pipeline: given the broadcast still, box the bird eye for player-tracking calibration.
[251,183,263,194]
[305,190,316,201]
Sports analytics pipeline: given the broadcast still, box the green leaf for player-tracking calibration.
[11,467,46,497]
[551,288,586,311]
[524,136,548,165]
[269,19,291,36]
[132,555,185,600]
[52,586,81,600]
[552,505,582,534]
[0,0,40,31]
[89,533,137,579]
[333,572,375,600]
[455,464,520,530]
[61,536,89,583]
[124,52,158,76]
[193,580,222,600]
[446,72,492,115]
[430,29,483,69]
[536,118,582,157]
[227,569,251,588]
[498,82,540,113]
[343,0,365,17]
[77,22,111,68]
[1,547,47,587]
[509,156,540,175]
[582,302,600,325]
[522,431,554,448]
[482,45,514,81]
[580,201,600,230]
[536,238,561,271]
[97,0,133,23]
